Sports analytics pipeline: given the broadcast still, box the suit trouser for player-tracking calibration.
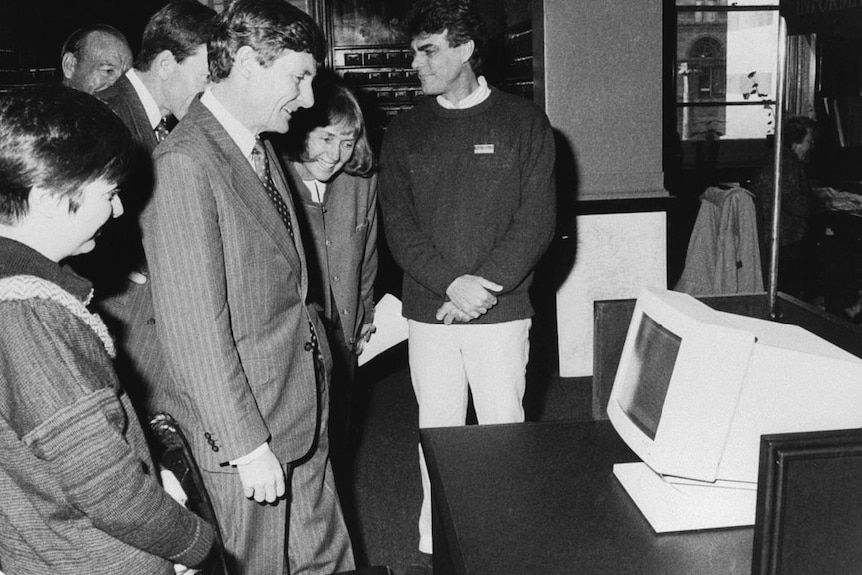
[323,317,358,469]
[201,397,354,574]
[408,318,531,554]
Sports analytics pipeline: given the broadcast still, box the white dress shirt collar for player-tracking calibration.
[437,75,491,110]
[125,69,163,130]
[200,87,258,164]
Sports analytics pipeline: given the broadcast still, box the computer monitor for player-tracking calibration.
[608,287,862,533]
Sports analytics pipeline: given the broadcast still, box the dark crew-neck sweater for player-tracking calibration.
[379,88,556,323]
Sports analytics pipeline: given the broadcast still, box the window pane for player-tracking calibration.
[677,0,778,5]
[676,6,779,140]
[725,10,779,138]
[677,104,775,141]
[677,106,723,140]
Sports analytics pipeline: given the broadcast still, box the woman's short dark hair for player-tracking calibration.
[405,0,485,74]
[783,115,816,149]
[136,0,217,71]
[285,80,374,177]
[208,0,326,82]
[0,85,133,224]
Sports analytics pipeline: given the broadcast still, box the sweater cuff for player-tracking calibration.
[169,515,216,568]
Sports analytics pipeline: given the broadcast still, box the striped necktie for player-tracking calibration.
[251,138,295,240]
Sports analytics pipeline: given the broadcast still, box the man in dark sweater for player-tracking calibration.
[378,0,556,567]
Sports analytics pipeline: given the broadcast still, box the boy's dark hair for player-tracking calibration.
[405,0,485,73]
[208,0,327,82]
[137,0,217,71]
[0,84,133,223]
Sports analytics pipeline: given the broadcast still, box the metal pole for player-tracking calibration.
[768,17,788,319]
[680,64,691,140]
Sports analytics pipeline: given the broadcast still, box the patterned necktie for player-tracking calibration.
[251,139,295,240]
[154,117,171,143]
[250,141,321,370]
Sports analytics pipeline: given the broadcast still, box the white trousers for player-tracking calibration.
[408,318,531,554]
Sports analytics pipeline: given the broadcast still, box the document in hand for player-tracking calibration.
[358,293,408,366]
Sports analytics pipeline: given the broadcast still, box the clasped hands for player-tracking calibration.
[436,274,503,325]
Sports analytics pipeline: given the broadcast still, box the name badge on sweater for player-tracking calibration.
[474,144,495,154]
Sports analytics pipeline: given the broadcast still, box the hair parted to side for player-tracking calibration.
[137,0,217,71]
[59,23,130,61]
[783,115,816,149]
[208,0,327,82]
[405,0,485,74]
[0,85,133,224]
[285,78,375,177]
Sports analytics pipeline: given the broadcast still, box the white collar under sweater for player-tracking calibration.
[437,76,491,110]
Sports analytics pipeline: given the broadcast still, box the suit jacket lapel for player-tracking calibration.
[116,75,159,152]
[189,100,305,279]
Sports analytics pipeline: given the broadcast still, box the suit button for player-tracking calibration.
[147,318,156,325]
[304,342,313,351]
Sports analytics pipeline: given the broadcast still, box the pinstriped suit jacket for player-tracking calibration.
[141,97,328,472]
[73,74,167,409]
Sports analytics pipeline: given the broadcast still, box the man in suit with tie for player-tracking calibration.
[73,0,216,413]
[141,1,354,573]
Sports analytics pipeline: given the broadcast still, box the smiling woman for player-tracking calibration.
[60,178,124,259]
[0,84,217,575]
[276,78,378,473]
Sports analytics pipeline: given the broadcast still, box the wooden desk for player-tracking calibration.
[421,421,753,575]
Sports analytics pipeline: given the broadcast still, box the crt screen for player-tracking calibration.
[616,312,681,440]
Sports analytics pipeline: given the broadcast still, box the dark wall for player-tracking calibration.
[0,0,168,71]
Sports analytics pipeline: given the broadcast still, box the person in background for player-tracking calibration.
[378,0,556,571]
[141,1,354,572]
[73,0,216,414]
[278,79,378,479]
[0,84,214,575]
[752,115,816,300]
[60,24,133,95]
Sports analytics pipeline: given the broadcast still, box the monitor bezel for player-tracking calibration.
[607,287,756,483]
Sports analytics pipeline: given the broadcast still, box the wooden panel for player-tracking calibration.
[592,298,637,420]
[753,428,862,575]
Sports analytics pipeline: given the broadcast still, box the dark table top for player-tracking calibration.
[420,420,754,575]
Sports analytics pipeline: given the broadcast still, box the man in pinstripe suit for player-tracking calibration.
[74,0,215,415]
[141,1,354,573]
